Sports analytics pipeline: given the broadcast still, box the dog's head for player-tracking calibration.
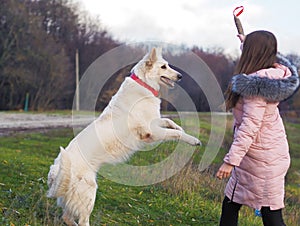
[131,48,182,91]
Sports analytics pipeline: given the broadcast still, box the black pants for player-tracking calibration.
[219,196,286,226]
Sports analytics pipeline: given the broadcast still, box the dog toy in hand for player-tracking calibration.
[233,6,245,35]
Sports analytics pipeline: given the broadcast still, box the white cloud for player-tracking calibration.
[78,0,300,55]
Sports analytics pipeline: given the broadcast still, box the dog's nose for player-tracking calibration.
[177,73,182,80]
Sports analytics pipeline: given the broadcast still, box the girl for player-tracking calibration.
[216,30,299,226]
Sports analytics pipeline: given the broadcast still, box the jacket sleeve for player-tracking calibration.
[224,97,267,166]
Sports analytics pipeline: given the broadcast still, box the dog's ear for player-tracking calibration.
[149,48,157,62]
[145,48,157,67]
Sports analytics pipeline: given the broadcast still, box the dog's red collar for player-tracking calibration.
[130,73,159,97]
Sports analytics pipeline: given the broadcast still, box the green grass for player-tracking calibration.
[0,113,299,225]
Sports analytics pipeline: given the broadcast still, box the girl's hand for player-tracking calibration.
[216,162,234,179]
[237,34,245,51]
[237,34,245,43]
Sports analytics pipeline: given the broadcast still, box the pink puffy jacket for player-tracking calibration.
[224,54,299,210]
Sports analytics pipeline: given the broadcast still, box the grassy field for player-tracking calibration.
[0,113,299,225]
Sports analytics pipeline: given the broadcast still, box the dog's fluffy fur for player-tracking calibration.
[47,48,201,226]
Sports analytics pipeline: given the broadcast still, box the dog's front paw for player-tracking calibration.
[181,133,202,146]
[186,135,202,146]
[193,138,202,146]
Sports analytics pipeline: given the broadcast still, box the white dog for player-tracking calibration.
[47,48,201,226]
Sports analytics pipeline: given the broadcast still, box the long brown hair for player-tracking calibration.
[225,30,278,110]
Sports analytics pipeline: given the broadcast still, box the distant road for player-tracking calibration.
[0,111,231,137]
[0,112,94,136]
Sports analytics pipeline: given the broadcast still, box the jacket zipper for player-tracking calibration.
[230,126,238,202]
[230,167,238,202]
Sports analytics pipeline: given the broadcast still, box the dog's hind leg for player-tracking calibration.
[78,216,90,226]
[76,174,97,226]
[77,187,96,226]
[62,211,78,226]
[57,197,78,226]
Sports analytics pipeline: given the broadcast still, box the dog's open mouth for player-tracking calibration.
[160,76,175,88]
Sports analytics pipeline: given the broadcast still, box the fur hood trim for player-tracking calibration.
[231,53,299,102]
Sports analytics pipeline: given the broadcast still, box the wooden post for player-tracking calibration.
[24,92,29,112]
[75,49,80,111]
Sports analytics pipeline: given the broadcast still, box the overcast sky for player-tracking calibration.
[77,0,299,56]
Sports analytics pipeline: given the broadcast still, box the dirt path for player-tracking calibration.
[0,112,94,136]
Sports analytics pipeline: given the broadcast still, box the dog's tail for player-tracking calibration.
[47,146,71,198]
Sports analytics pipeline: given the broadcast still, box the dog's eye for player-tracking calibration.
[161,65,167,69]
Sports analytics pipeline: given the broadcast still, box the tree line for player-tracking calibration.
[1,0,299,112]
[0,0,118,110]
